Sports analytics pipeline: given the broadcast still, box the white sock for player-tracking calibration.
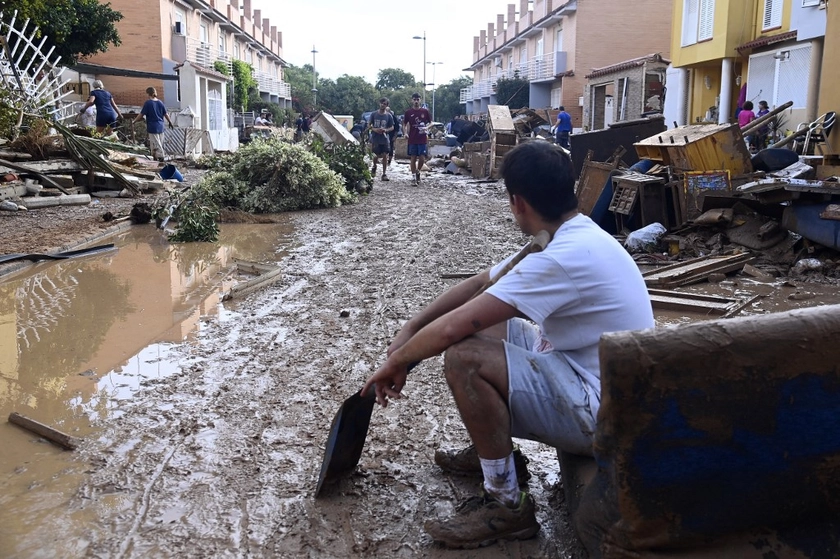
[480,454,520,508]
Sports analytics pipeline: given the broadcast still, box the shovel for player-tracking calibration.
[315,230,551,497]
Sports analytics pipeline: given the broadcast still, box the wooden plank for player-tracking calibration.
[222,260,283,301]
[642,254,754,287]
[8,412,80,450]
[647,288,737,315]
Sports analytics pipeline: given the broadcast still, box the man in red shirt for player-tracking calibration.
[403,92,432,186]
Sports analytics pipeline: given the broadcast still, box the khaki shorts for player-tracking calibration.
[505,318,597,455]
[149,132,165,159]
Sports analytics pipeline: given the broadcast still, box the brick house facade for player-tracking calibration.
[462,0,673,131]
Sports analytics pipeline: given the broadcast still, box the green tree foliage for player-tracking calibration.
[11,0,123,66]
[317,74,378,119]
[375,68,415,91]
[431,76,473,123]
[494,73,530,109]
[230,60,256,112]
[282,64,317,114]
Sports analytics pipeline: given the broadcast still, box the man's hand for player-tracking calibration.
[168,122,174,129]
[361,357,409,408]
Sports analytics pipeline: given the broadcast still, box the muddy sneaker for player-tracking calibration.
[381,174,390,181]
[415,172,421,185]
[424,491,539,549]
[434,444,531,484]
[371,161,377,175]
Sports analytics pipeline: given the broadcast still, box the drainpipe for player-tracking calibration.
[718,58,733,124]
[806,39,822,122]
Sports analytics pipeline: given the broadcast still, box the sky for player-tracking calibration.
[258,1,509,88]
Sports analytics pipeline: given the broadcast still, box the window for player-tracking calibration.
[519,46,527,66]
[802,0,821,5]
[536,36,544,62]
[747,44,811,109]
[681,0,715,46]
[174,9,185,35]
[556,23,563,52]
[200,23,208,45]
[219,31,226,54]
[233,42,240,60]
[763,0,783,30]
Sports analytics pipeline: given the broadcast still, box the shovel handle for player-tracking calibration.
[404,229,551,371]
[470,229,551,300]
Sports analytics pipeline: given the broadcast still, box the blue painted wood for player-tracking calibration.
[783,203,840,251]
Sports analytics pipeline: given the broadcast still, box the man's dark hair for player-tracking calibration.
[500,141,578,221]
[558,106,565,111]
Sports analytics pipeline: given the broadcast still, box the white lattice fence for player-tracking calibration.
[0,10,73,120]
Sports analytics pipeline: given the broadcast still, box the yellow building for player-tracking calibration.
[669,0,826,130]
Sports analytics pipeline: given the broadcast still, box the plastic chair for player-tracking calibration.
[793,111,836,155]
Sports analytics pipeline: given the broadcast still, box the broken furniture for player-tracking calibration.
[310,111,358,146]
[792,111,836,156]
[576,148,626,217]
[486,105,517,179]
[570,115,665,178]
[609,171,675,231]
[563,304,840,557]
[634,123,753,177]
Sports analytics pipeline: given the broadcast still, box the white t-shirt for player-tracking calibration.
[487,214,654,415]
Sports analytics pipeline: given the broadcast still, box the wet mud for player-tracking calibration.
[1,160,836,557]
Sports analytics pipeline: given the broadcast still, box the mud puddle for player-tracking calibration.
[0,222,293,554]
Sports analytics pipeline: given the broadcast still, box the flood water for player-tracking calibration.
[0,223,293,553]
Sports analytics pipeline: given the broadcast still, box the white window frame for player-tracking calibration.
[174,9,186,35]
[802,0,820,5]
[763,0,783,30]
[681,0,715,46]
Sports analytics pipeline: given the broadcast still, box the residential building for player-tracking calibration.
[817,1,838,155]
[668,0,826,129]
[82,0,291,109]
[461,0,673,130]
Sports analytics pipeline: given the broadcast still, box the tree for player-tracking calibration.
[494,73,530,110]
[317,74,378,118]
[282,63,317,114]
[12,0,123,66]
[375,68,415,91]
[431,76,473,123]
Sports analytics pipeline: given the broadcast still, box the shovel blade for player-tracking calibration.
[315,390,376,497]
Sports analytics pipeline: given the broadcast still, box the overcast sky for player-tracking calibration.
[258,1,508,87]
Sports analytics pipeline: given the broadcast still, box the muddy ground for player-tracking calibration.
[2,161,589,557]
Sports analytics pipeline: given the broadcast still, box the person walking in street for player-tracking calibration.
[554,106,572,150]
[369,97,395,181]
[133,87,174,162]
[79,80,123,134]
[403,92,432,186]
[738,101,757,152]
[360,141,654,549]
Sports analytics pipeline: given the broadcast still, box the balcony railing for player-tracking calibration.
[254,69,291,99]
[460,51,569,103]
[177,36,290,99]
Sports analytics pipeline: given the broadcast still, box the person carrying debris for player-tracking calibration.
[133,87,174,162]
[554,106,572,149]
[369,97,395,181]
[361,141,654,549]
[79,80,123,134]
[403,92,431,186]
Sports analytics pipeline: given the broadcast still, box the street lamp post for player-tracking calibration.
[427,61,443,122]
[412,32,426,105]
[311,45,318,109]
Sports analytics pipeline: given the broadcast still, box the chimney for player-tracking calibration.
[488,23,495,39]
[508,4,516,24]
[474,36,480,52]
[480,29,486,46]
[497,14,504,33]
[263,18,270,35]
[253,9,261,29]
[520,0,529,16]
[242,0,251,19]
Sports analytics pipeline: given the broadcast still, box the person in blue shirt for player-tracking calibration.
[79,80,123,134]
[554,106,572,150]
[133,87,174,162]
